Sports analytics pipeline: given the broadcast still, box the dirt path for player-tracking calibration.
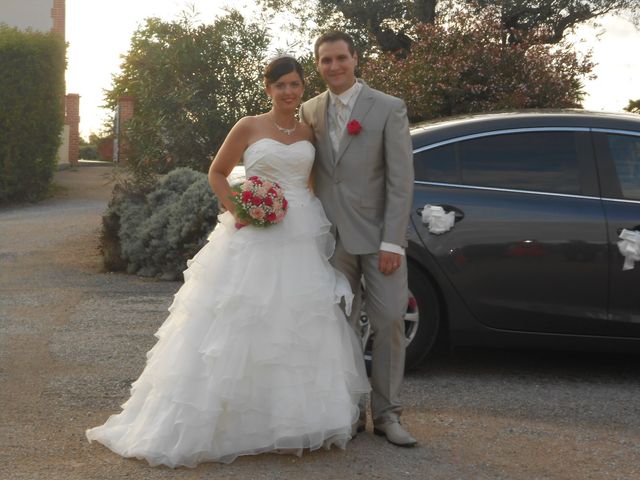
[1,165,640,480]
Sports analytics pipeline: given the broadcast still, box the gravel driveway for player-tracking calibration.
[1,165,639,480]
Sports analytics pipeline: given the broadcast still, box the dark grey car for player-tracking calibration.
[363,111,640,369]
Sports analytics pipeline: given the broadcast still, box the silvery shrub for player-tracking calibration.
[101,167,219,280]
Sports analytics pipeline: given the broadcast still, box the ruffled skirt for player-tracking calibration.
[86,197,370,467]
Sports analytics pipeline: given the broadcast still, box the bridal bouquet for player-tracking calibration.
[230,176,288,228]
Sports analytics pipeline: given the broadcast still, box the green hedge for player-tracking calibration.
[0,25,66,202]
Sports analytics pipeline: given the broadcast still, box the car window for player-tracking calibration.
[414,144,460,183]
[607,134,640,201]
[415,131,582,194]
[458,132,581,194]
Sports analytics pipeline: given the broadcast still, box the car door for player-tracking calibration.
[593,130,640,337]
[411,128,611,335]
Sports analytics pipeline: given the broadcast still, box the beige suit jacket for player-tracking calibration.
[300,81,414,254]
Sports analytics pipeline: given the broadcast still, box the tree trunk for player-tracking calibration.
[415,0,438,23]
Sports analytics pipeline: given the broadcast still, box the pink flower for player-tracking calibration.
[249,207,265,220]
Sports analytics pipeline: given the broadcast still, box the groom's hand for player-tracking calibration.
[378,251,402,276]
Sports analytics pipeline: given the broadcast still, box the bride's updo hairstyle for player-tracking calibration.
[263,55,305,85]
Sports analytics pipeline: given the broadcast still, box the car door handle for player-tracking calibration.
[416,205,465,222]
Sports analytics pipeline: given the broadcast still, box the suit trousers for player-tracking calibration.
[331,233,408,425]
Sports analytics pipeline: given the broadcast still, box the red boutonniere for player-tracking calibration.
[347,119,362,135]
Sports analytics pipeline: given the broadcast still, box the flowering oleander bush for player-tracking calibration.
[106,11,270,176]
[100,167,219,280]
[361,5,595,122]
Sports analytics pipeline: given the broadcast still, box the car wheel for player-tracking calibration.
[360,263,440,371]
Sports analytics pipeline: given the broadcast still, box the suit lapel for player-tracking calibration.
[335,82,375,164]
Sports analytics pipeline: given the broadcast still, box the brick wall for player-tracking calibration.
[118,96,135,124]
[65,94,80,166]
[97,136,115,161]
[51,0,65,39]
[54,1,81,166]
[116,96,135,164]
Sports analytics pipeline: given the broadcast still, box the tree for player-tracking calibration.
[105,10,270,176]
[260,0,436,52]
[624,99,640,114]
[262,0,638,53]
[360,6,595,121]
[471,0,639,44]
[311,0,437,52]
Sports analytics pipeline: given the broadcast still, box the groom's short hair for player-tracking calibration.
[314,31,356,60]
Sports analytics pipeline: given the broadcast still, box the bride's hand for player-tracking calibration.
[232,213,248,229]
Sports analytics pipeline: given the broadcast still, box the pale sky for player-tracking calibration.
[65,1,640,138]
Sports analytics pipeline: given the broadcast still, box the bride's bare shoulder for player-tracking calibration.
[236,115,261,127]
[231,115,268,136]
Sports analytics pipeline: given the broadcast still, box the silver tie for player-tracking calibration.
[330,98,348,156]
[334,98,348,137]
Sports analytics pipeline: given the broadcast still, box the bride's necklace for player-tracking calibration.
[271,114,297,136]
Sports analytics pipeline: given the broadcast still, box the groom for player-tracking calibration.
[300,31,416,447]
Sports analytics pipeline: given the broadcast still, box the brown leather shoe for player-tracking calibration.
[373,422,417,447]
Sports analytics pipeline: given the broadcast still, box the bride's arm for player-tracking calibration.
[301,124,316,193]
[208,118,251,219]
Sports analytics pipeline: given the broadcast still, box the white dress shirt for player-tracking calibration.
[328,81,362,153]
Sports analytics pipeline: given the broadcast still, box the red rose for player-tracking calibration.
[267,187,278,197]
[347,119,362,135]
[266,212,277,222]
[251,195,263,206]
[264,196,274,206]
[282,198,288,210]
[241,191,253,203]
[248,176,262,185]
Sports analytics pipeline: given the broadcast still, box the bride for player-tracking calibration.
[85,55,370,467]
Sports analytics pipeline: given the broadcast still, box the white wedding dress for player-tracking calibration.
[86,138,370,467]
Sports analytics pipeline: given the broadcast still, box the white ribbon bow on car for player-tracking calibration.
[421,205,456,234]
[617,229,640,271]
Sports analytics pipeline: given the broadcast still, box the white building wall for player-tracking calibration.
[0,0,53,32]
[57,124,70,165]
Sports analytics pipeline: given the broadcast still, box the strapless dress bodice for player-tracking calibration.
[243,138,315,205]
